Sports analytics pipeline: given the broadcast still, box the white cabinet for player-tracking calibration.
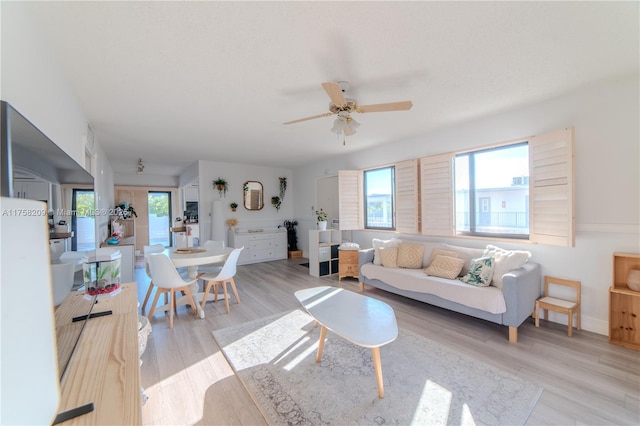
[173,224,200,248]
[13,180,49,201]
[309,229,342,277]
[229,230,287,265]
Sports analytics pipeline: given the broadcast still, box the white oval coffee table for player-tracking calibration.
[294,285,398,398]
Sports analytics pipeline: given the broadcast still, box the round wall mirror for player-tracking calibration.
[243,181,264,210]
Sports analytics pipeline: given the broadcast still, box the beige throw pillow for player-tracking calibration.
[425,255,465,279]
[378,247,398,268]
[397,243,425,269]
[372,238,402,265]
[428,249,458,266]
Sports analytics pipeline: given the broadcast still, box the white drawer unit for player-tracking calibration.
[229,230,287,265]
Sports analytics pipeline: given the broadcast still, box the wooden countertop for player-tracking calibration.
[55,283,141,424]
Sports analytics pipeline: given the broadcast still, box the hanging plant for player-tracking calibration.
[279,177,287,200]
[271,196,282,211]
[213,177,228,197]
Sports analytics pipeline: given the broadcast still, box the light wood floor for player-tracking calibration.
[137,258,639,425]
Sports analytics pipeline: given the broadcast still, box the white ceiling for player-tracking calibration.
[25,1,639,176]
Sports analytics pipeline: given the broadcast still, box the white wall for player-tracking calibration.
[1,2,117,244]
[293,75,640,335]
[198,160,293,243]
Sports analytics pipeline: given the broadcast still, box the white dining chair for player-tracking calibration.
[197,240,227,275]
[141,244,166,312]
[147,253,199,329]
[50,260,76,307]
[200,247,244,314]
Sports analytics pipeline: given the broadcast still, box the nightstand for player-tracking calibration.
[338,249,359,281]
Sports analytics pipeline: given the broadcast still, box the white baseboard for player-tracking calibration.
[543,311,608,336]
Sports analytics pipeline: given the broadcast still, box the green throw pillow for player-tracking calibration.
[459,256,494,287]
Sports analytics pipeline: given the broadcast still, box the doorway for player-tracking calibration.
[148,191,172,247]
[71,189,95,251]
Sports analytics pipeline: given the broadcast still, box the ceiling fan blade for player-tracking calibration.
[357,100,413,113]
[283,112,332,125]
[322,82,347,108]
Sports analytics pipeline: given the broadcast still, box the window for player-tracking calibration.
[364,166,395,230]
[454,142,529,238]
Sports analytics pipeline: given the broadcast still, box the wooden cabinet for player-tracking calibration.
[309,230,342,277]
[609,252,640,350]
[229,230,287,265]
[338,249,359,281]
[56,282,141,424]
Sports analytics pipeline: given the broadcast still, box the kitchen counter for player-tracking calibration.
[50,232,74,239]
[100,236,135,247]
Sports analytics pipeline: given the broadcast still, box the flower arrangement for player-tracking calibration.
[225,217,238,228]
[316,208,328,222]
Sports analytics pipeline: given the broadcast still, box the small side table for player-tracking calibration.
[338,249,359,281]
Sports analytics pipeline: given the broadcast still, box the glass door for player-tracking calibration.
[71,189,95,251]
[148,191,171,247]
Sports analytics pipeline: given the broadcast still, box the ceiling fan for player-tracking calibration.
[283,81,413,138]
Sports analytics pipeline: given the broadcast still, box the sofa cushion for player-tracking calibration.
[425,255,465,279]
[442,244,486,276]
[483,244,531,288]
[397,243,425,269]
[459,257,495,287]
[379,247,398,268]
[372,238,402,265]
[428,249,458,266]
[360,263,507,314]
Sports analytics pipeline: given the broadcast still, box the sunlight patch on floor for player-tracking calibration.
[142,351,234,425]
[411,379,457,425]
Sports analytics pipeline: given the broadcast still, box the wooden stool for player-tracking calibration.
[534,276,581,336]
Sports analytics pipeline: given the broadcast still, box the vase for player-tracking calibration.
[317,221,327,230]
[628,269,640,291]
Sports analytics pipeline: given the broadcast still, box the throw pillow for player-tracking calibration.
[442,243,486,276]
[397,243,425,269]
[459,257,495,287]
[428,249,458,267]
[378,247,398,268]
[372,238,402,265]
[483,244,531,288]
[425,255,465,279]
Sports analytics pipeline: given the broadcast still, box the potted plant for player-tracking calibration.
[283,219,298,251]
[316,208,328,230]
[271,196,282,211]
[230,202,238,212]
[279,177,287,200]
[213,178,228,197]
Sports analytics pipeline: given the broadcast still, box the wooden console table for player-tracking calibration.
[55,282,141,424]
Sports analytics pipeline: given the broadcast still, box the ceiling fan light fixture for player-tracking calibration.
[331,116,346,134]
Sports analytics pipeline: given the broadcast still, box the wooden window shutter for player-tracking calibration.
[529,127,575,247]
[338,170,362,230]
[395,159,420,234]
[420,153,454,236]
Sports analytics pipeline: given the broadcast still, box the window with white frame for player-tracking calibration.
[364,166,395,230]
[454,142,530,238]
[340,127,574,247]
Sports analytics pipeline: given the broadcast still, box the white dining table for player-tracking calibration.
[155,246,233,319]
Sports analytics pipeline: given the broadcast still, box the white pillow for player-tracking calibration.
[483,244,531,288]
[372,238,402,265]
[442,244,485,276]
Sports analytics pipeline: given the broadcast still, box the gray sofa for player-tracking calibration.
[358,245,541,343]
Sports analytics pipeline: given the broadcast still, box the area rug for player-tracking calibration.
[212,309,542,425]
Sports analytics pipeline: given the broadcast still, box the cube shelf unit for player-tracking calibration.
[309,229,342,277]
[609,252,640,351]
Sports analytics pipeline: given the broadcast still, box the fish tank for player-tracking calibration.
[82,248,122,296]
